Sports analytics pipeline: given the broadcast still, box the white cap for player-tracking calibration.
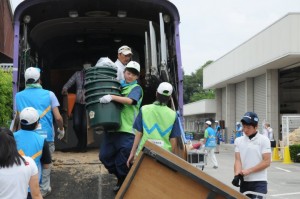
[157,82,173,96]
[236,122,240,125]
[215,120,219,123]
[20,107,40,125]
[25,67,40,83]
[125,61,140,73]
[205,121,212,125]
[118,45,133,55]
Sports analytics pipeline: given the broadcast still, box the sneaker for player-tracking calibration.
[41,187,52,197]
[213,166,218,169]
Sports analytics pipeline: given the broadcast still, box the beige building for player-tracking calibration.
[203,13,300,142]
[183,99,216,133]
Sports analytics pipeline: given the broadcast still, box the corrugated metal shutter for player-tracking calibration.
[254,74,266,128]
[222,87,226,120]
[236,81,245,122]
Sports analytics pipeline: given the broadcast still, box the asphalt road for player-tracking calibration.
[203,143,300,199]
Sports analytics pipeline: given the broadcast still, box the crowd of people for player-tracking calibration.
[0,44,273,198]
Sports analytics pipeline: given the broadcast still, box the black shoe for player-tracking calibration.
[113,177,125,193]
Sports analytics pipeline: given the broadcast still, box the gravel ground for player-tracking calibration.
[45,149,116,199]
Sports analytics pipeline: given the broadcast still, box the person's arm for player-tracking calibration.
[111,95,134,105]
[62,72,77,94]
[29,174,43,199]
[241,153,271,176]
[170,138,177,153]
[41,140,52,169]
[52,107,64,130]
[234,152,243,176]
[127,131,143,167]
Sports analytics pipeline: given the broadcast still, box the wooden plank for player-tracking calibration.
[116,141,247,199]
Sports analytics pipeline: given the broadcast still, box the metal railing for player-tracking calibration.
[0,63,13,72]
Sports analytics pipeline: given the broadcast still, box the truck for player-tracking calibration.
[12,0,185,155]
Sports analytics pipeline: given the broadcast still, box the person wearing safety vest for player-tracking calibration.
[15,67,64,197]
[14,107,51,198]
[126,82,181,166]
[98,61,143,193]
[204,120,219,169]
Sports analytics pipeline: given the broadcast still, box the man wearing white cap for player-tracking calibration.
[99,61,143,192]
[127,82,181,166]
[204,120,218,169]
[115,45,133,81]
[15,67,64,197]
[14,107,51,198]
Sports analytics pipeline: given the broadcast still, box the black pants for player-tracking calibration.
[73,103,87,149]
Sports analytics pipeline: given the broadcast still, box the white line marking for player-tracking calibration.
[270,192,300,197]
[275,167,291,172]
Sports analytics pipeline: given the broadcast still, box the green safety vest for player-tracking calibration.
[117,84,143,134]
[136,103,176,155]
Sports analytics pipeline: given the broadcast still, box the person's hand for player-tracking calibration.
[57,128,65,140]
[99,95,112,103]
[61,88,68,95]
[231,174,243,187]
[127,153,135,168]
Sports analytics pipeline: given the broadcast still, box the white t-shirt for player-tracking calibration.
[234,133,271,182]
[115,59,125,81]
[0,156,38,199]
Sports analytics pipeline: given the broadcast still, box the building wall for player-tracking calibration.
[204,13,300,89]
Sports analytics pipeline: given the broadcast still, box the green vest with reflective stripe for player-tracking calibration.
[117,84,142,134]
[137,104,176,154]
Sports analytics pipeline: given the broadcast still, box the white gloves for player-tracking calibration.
[57,128,65,140]
[99,94,112,103]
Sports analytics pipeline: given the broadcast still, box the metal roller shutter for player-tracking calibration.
[236,81,245,123]
[254,74,266,128]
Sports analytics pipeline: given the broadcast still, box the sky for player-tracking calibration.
[10,0,300,75]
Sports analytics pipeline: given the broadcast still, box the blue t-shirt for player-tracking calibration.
[127,86,142,105]
[133,110,181,138]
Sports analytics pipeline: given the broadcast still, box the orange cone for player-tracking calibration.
[283,146,292,164]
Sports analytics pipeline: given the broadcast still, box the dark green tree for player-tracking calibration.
[183,61,214,103]
[0,69,13,127]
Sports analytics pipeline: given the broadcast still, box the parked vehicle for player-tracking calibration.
[12,0,185,156]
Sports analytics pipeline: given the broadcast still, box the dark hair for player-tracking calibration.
[20,121,38,131]
[241,120,257,128]
[26,78,39,84]
[125,68,139,76]
[0,127,25,168]
[156,93,170,105]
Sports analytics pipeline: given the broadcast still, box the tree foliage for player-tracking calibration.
[183,60,215,104]
[0,70,13,127]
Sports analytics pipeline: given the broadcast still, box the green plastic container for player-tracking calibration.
[85,86,121,97]
[85,66,117,73]
[85,71,117,80]
[84,66,121,130]
[84,79,120,90]
[86,100,122,130]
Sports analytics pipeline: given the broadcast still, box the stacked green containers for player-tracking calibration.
[84,65,122,130]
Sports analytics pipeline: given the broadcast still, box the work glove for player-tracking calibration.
[99,94,112,103]
[231,174,243,187]
[57,128,65,140]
